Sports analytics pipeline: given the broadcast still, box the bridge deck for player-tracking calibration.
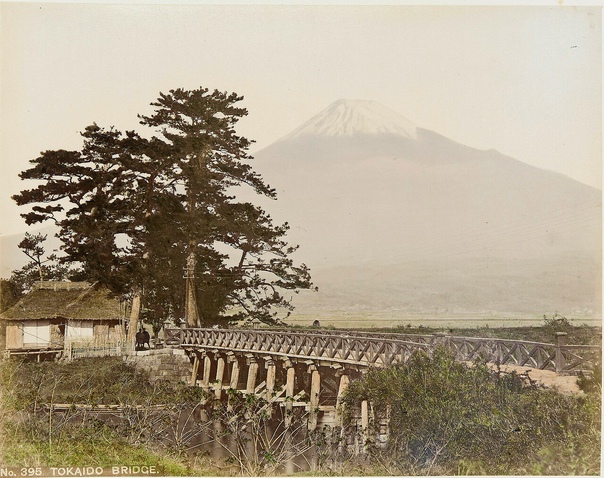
[166,327,600,373]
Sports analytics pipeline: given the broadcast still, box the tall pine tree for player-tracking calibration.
[13,87,315,329]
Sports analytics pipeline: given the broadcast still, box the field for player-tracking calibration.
[284,309,601,330]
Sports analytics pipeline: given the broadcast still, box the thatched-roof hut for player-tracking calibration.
[1,281,127,357]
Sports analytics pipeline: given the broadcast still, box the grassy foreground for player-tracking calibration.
[0,321,601,476]
[0,357,214,476]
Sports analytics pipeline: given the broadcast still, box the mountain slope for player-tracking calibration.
[252,100,602,320]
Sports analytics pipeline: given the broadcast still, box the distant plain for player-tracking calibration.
[284,310,601,329]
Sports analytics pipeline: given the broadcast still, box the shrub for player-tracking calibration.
[342,348,601,475]
[542,312,573,330]
[577,361,602,394]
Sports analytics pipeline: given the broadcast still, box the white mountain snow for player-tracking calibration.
[281,99,418,140]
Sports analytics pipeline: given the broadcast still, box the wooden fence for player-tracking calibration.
[66,340,131,360]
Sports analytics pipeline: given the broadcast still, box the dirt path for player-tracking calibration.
[495,364,581,394]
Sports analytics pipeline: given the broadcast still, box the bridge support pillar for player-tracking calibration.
[308,365,320,431]
[334,373,349,428]
[265,359,276,400]
[214,355,226,399]
[229,356,240,390]
[284,363,296,427]
[360,400,369,452]
[201,354,212,391]
[227,355,240,411]
[246,358,259,394]
[190,351,200,386]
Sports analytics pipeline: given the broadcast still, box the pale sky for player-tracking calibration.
[1,3,602,237]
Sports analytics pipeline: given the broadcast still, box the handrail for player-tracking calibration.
[169,327,430,368]
[165,328,601,373]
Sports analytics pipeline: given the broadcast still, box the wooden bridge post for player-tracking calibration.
[555,332,568,372]
[308,365,320,431]
[214,355,226,399]
[190,351,200,386]
[265,358,276,400]
[360,400,369,452]
[284,361,296,427]
[201,353,212,391]
[229,355,240,390]
[227,355,240,411]
[246,357,259,394]
[334,373,349,428]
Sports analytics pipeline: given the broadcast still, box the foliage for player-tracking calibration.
[541,312,573,330]
[577,361,602,394]
[0,357,325,475]
[12,87,315,328]
[0,279,21,312]
[342,348,601,475]
[0,357,212,474]
[1,418,195,475]
[9,233,76,295]
[0,357,207,409]
[389,322,601,345]
[207,389,331,476]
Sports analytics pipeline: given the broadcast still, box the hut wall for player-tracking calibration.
[94,324,110,341]
[92,321,123,344]
[108,323,123,341]
[50,324,65,348]
[6,324,23,349]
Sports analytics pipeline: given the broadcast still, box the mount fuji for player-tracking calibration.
[252,99,601,323]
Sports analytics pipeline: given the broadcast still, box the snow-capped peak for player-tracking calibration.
[283,99,418,140]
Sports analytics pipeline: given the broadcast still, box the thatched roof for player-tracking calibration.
[1,281,126,321]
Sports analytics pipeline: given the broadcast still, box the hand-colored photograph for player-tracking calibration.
[0,3,601,476]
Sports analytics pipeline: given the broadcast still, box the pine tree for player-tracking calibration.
[9,233,74,294]
[13,87,315,328]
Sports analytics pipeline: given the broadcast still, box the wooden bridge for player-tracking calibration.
[164,327,600,430]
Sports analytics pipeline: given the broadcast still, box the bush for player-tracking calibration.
[578,361,602,394]
[342,348,601,475]
[0,357,211,474]
[542,312,573,330]
[1,357,208,409]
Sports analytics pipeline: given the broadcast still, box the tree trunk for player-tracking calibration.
[127,289,142,350]
[185,250,201,328]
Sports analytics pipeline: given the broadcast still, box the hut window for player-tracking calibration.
[66,320,94,342]
[22,321,51,346]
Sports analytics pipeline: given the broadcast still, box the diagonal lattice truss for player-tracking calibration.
[444,336,600,372]
[174,328,430,368]
[166,328,600,372]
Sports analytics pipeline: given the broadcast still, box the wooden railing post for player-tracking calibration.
[555,332,568,372]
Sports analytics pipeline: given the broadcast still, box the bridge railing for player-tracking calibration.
[165,328,600,373]
[441,334,600,373]
[166,328,430,367]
